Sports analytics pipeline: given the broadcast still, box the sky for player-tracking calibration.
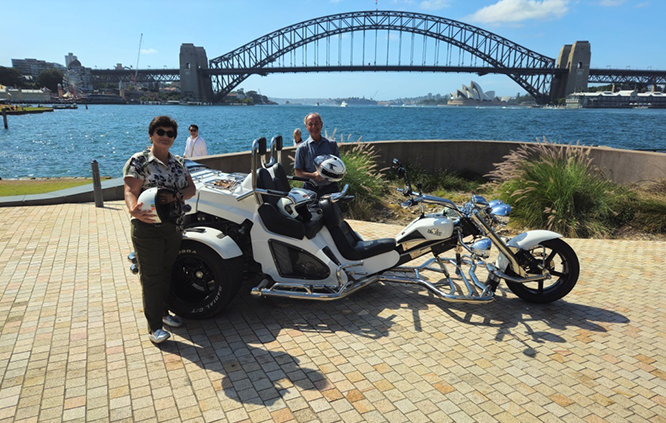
[2,0,664,100]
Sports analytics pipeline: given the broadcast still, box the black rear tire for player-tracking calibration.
[169,240,244,319]
[505,238,579,304]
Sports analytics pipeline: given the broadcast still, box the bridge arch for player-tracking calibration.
[209,10,557,102]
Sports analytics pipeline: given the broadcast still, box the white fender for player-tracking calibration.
[497,230,562,271]
[182,227,243,259]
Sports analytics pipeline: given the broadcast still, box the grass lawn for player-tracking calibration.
[0,178,103,196]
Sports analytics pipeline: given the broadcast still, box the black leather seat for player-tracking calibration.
[320,199,397,260]
[256,167,324,240]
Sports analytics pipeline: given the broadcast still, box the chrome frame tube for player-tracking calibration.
[251,253,496,303]
[470,211,526,277]
[250,138,265,205]
[486,263,550,283]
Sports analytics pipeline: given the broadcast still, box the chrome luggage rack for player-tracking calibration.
[205,172,246,192]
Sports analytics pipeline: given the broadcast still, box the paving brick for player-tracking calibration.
[0,203,664,422]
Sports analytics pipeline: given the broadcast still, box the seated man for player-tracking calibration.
[294,112,341,197]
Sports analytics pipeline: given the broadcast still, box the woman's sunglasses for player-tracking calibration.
[155,128,176,138]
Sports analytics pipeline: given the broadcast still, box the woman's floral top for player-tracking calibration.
[122,147,189,191]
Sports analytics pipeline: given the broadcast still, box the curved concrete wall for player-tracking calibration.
[2,140,663,207]
[196,140,666,185]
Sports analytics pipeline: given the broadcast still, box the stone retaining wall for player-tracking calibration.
[197,140,666,185]
[2,140,664,207]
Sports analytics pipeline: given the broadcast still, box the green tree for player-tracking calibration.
[35,69,64,92]
[0,66,23,87]
[588,84,614,93]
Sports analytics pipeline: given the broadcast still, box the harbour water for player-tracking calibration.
[1,104,664,178]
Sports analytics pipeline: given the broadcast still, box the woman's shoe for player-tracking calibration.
[149,328,171,344]
[162,314,183,328]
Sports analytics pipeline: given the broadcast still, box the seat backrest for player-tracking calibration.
[320,198,396,260]
[256,168,279,206]
[268,162,290,193]
[256,167,306,239]
[320,199,363,259]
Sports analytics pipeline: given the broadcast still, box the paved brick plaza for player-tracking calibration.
[0,200,664,422]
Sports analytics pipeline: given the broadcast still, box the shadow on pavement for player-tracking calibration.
[158,281,403,406]
[160,277,630,406]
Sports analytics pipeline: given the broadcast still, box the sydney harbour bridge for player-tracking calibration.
[90,10,665,105]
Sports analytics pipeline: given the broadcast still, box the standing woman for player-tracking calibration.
[123,115,196,344]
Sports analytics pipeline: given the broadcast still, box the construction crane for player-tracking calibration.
[132,33,143,84]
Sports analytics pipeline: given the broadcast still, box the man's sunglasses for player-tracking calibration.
[155,129,176,138]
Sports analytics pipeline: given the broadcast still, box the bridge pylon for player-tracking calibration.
[179,44,213,103]
[550,41,591,103]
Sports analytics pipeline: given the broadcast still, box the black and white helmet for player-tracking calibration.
[277,197,299,219]
[137,187,184,224]
[314,154,346,182]
[277,188,317,219]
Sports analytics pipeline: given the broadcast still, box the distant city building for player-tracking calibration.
[448,81,503,106]
[0,85,50,103]
[565,90,666,109]
[11,58,65,78]
[65,53,78,67]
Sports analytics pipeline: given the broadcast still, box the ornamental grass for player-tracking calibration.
[485,137,627,238]
[336,134,389,220]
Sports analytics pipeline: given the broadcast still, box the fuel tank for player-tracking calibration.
[395,214,454,245]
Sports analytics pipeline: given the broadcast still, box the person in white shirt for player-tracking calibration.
[183,124,208,158]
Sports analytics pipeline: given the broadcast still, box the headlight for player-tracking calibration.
[470,238,492,258]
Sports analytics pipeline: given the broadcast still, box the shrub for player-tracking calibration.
[486,138,624,238]
[338,141,389,220]
[384,161,485,204]
[621,180,666,234]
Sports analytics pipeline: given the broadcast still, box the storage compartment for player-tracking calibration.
[269,240,330,280]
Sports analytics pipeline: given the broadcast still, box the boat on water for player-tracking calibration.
[52,104,78,110]
[337,97,377,107]
[1,105,54,115]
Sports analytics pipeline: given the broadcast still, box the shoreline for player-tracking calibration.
[0,176,111,181]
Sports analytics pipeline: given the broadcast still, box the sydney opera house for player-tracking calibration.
[447,81,505,106]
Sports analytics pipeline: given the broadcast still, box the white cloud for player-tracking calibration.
[467,0,569,25]
[635,2,650,7]
[419,0,451,10]
[141,48,157,55]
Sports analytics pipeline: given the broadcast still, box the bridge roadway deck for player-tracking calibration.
[0,200,664,422]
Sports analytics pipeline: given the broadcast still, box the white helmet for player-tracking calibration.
[277,197,299,219]
[314,155,346,182]
[277,188,317,219]
[137,187,184,224]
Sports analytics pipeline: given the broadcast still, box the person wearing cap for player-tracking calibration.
[294,112,341,197]
[123,115,196,345]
